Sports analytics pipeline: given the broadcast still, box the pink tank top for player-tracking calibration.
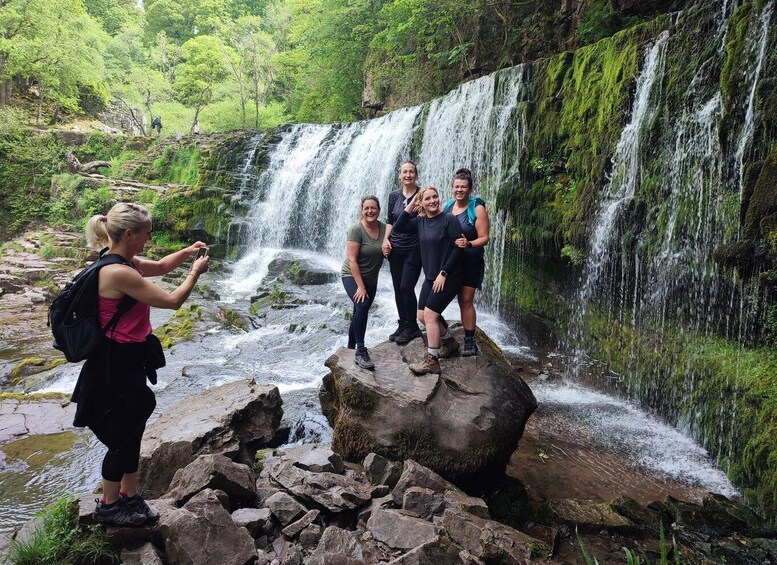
[98,296,152,343]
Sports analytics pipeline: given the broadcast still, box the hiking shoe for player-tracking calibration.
[394,325,422,345]
[462,336,478,357]
[93,498,147,527]
[409,352,440,375]
[355,347,375,370]
[123,494,159,522]
[388,320,406,342]
[438,336,460,359]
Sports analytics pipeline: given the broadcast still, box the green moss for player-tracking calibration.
[0,392,69,401]
[153,304,203,348]
[10,358,46,381]
[153,144,200,185]
[219,307,248,332]
[1,432,78,471]
[332,417,378,462]
[720,3,754,114]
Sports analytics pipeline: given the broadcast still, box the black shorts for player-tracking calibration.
[461,252,485,290]
[417,273,463,314]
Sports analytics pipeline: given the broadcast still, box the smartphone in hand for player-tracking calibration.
[196,247,209,259]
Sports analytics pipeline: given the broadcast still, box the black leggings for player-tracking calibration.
[342,277,377,349]
[387,247,422,325]
[418,273,463,314]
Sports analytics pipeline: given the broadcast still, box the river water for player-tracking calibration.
[0,246,737,534]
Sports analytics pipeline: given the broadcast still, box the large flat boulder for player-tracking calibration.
[138,379,282,497]
[320,326,536,491]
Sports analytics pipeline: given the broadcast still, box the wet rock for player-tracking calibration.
[159,489,256,565]
[441,508,547,563]
[138,379,282,497]
[266,491,307,525]
[442,489,490,520]
[164,453,256,507]
[321,326,536,490]
[276,443,344,474]
[538,498,637,534]
[363,452,401,487]
[120,542,164,565]
[306,526,387,564]
[701,493,775,538]
[367,507,439,550]
[610,495,665,534]
[0,398,76,443]
[266,455,373,512]
[282,509,320,537]
[267,257,339,285]
[664,495,732,538]
[231,507,272,537]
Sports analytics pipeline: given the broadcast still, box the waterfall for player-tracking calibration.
[224,133,265,250]
[225,69,530,310]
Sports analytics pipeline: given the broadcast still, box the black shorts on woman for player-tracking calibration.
[393,210,463,315]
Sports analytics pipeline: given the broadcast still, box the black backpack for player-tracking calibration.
[48,250,137,362]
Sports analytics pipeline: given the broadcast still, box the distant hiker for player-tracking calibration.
[151,116,162,135]
[71,202,208,526]
[193,120,200,135]
[392,186,464,375]
[442,168,489,357]
[382,159,423,345]
[342,196,386,370]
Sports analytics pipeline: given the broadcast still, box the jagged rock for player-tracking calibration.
[265,491,307,525]
[367,507,439,550]
[391,460,458,505]
[441,508,547,563]
[610,495,665,534]
[363,452,402,487]
[443,489,491,520]
[701,493,775,538]
[321,326,536,490]
[267,256,339,285]
[664,495,734,539]
[538,498,637,534]
[231,507,272,537]
[138,379,282,497]
[306,526,388,564]
[266,455,373,512]
[282,509,320,537]
[387,533,469,564]
[164,454,256,507]
[402,487,444,520]
[299,523,323,549]
[276,444,344,474]
[159,489,256,565]
[120,542,164,565]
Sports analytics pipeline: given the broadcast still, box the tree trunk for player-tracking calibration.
[0,56,10,106]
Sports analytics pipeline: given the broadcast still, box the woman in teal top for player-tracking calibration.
[341,195,386,369]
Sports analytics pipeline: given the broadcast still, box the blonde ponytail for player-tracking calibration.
[85,203,151,251]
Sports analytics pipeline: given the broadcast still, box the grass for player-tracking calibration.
[6,496,117,565]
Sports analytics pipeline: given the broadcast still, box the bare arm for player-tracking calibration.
[382,224,393,256]
[101,255,209,310]
[346,241,369,303]
[133,241,207,277]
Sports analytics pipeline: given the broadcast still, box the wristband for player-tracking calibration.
[466,241,473,249]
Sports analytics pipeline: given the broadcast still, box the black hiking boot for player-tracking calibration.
[355,347,375,370]
[394,324,422,345]
[388,320,406,342]
[93,498,147,527]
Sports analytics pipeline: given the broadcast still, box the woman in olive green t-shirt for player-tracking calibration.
[341,195,386,370]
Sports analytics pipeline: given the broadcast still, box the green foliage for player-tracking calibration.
[577,0,645,45]
[576,529,599,565]
[153,145,200,185]
[78,186,116,220]
[154,304,203,348]
[6,496,116,565]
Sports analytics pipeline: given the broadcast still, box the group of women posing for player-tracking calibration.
[340,160,489,375]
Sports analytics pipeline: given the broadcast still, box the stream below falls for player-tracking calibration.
[0,248,738,534]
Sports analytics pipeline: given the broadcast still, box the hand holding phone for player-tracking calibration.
[196,247,209,259]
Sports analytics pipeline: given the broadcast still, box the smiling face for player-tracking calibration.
[398,162,418,189]
[360,198,380,223]
[452,178,471,202]
[128,221,152,254]
[418,186,440,216]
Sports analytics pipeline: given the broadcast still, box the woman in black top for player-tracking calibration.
[393,186,463,375]
[443,168,489,356]
[381,160,423,345]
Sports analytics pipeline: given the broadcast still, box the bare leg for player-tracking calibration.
[424,308,441,348]
[120,472,139,498]
[458,286,476,331]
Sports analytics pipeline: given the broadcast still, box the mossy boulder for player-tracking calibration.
[319,325,537,493]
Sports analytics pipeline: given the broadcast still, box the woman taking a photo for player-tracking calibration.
[443,168,489,356]
[342,196,386,370]
[382,160,422,345]
[72,202,209,526]
[393,186,463,375]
